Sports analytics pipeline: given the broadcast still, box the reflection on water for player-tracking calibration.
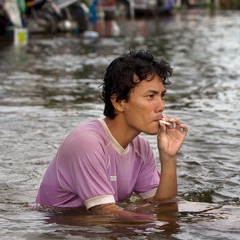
[0,9,240,240]
[42,203,181,239]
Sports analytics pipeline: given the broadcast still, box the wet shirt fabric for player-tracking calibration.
[35,119,160,209]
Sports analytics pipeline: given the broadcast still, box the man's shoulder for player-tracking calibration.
[71,119,103,135]
[63,119,107,146]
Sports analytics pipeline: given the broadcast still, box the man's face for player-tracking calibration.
[121,74,166,135]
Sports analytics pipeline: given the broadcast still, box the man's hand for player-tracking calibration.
[158,116,188,158]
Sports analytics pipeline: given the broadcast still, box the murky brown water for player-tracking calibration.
[0,9,240,240]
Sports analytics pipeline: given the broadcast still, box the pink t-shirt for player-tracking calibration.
[36,119,160,209]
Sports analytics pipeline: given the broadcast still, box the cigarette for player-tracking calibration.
[159,120,172,126]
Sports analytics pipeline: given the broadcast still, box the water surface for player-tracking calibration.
[0,9,239,240]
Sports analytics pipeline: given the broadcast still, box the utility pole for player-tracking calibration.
[175,0,182,8]
[129,0,135,19]
[207,0,220,9]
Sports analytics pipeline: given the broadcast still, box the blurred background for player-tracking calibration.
[0,0,240,39]
[0,1,240,240]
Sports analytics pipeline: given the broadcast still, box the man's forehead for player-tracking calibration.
[131,76,166,92]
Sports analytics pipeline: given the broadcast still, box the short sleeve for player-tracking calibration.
[56,127,116,209]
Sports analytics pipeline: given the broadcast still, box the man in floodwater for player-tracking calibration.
[35,50,188,220]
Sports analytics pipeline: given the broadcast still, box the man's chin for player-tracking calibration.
[143,129,159,135]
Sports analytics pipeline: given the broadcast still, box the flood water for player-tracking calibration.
[0,9,240,240]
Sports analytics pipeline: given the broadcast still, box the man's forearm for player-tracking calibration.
[154,153,178,201]
[89,203,156,221]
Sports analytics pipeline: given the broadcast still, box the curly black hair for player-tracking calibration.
[100,49,172,119]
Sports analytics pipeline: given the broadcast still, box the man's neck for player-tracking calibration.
[103,117,140,149]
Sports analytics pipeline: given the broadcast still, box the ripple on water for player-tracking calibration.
[0,9,240,240]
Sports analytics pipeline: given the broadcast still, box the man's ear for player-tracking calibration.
[110,95,124,112]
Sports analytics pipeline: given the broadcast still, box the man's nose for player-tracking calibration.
[155,97,165,112]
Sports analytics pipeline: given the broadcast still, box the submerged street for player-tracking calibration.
[0,8,240,240]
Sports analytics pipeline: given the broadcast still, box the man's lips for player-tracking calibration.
[153,117,163,122]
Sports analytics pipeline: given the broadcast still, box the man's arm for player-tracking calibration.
[154,153,177,200]
[89,203,157,221]
[90,117,187,218]
[153,117,188,201]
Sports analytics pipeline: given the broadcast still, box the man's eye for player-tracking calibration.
[147,94,154,99]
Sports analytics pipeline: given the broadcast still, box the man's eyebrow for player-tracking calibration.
[145,89,167,94]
